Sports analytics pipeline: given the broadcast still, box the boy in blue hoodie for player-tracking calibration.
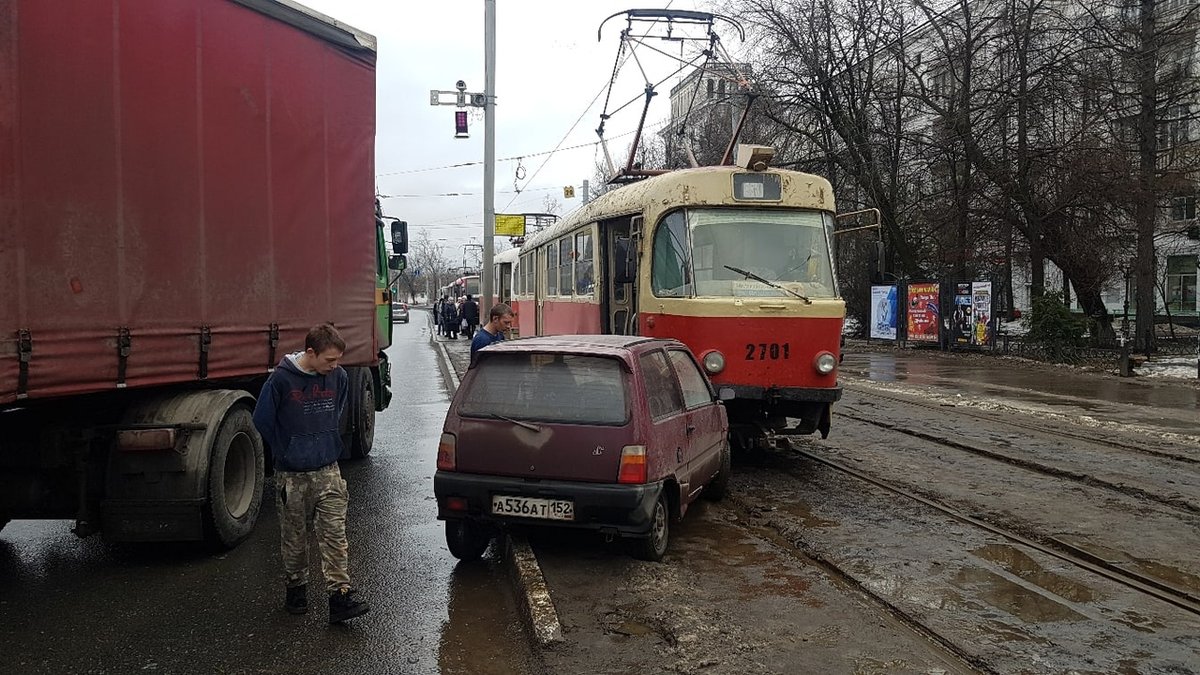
[253,323,369,624]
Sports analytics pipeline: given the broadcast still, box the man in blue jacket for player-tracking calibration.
[253,323,369,624]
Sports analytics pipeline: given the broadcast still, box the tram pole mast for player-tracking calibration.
[481,0,496,318]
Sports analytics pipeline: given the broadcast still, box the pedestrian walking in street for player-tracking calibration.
[441,295,459,339]
[461,294,480,339]
[433,296,444,336]
[252,323,370,624]
[470,303,514,360]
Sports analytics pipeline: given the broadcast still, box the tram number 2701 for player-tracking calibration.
[745,343,791,360]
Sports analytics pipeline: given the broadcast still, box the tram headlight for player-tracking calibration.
[814,352,837,375]
[702,350,726,375]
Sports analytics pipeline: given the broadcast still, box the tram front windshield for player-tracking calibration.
[651,209,837,299]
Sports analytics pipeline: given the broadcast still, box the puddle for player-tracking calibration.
[761,569,813,599]
[951,567,1086,623]
[1053,535,1200,596]
[610,620,657,637]
[978,618,1048,644]
[779,500,839,529]
[858,573,973,612]
[973,543,1098,603]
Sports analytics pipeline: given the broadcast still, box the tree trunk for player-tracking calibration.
[1134,0,1159,353]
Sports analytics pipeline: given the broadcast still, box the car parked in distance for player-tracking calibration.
[434,335,731,562]
[392,301,409,323]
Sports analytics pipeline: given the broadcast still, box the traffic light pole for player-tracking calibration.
[481,0,496,319]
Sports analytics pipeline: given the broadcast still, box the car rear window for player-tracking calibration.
[460,353,628,425]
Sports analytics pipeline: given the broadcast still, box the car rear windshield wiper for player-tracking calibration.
[489,413,542,433]
[724,265,811,303]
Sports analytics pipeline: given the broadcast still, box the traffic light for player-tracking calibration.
[455,111,468,138]
[564,185,575,199]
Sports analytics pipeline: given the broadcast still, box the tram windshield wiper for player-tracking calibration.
[724,265,811,303]
[488,413,542,433]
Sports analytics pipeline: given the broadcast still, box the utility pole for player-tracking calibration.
[482,0,496,317]
[428,4,495,313]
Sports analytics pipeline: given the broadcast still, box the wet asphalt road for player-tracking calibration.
[0,320,536,675]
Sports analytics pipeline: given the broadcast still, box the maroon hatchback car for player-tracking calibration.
[434,335,731,562]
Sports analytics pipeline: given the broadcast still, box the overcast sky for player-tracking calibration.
[299,0,728,265]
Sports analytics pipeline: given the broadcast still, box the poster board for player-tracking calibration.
[870,285,898,340]
[906,282,940,343]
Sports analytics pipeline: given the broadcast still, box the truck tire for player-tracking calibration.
[348,368,376,459]
[204,406,265,549]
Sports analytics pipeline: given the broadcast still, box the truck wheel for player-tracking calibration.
[632,492,670,562]
[445,520,492,561]
[349,369,376,459]
[204,407,265,549]
[703,440,732,502]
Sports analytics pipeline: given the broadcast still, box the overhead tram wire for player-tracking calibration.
[499,25,677,213]
[501,1,686,212]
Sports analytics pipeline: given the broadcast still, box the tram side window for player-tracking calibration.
[575,231,594,296]
[652,211,693,297]
[521,252,535,296]
[559,238,573,297]
[547,244,559,295]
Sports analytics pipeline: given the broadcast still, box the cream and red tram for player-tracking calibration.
[506,161,844,443]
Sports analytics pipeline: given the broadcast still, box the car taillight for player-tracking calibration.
[437,433,457,470]
[617,445,647,484]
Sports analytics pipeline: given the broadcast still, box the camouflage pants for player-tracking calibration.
[276,463,352,593]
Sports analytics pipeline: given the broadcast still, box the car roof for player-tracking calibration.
[477,334,681,359]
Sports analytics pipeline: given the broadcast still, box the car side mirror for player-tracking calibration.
[717,387,735,402]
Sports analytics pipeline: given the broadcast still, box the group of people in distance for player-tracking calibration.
[434,294,479,340]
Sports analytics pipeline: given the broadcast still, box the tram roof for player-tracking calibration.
[518,165,834,252]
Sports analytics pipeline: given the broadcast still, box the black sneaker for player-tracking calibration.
[285,585,308,615]
[329,588,370,624]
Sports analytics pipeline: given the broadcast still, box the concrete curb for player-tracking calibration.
[504,535,565,648]
[429,313,564,650]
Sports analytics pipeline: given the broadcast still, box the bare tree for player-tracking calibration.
[397,229,454,303]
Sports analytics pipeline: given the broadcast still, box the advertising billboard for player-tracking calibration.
[870,285,898,340]
[972,281,993,346]
[906,282,940,343]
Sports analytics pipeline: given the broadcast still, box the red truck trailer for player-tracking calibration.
[0,0,397,548]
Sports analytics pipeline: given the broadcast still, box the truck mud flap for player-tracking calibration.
[102,498,205,542]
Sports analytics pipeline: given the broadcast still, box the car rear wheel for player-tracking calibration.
[445,519,492,561]
[632,492,669,562]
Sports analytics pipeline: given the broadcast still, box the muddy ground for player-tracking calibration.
[529,354,1198,673]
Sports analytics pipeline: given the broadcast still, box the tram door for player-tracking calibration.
[497,262,512,305]
[601,216,637,335]
[536,246,547,335]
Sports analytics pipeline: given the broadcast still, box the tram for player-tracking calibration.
[506,150,847,446]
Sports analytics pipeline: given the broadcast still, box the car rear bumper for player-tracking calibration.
[434,471,662,537]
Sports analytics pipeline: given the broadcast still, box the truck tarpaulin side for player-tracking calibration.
[0,0,379,406]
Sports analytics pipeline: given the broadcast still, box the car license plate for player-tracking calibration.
[491,495,574,521]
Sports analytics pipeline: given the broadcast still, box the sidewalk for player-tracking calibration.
[424,309,472,386]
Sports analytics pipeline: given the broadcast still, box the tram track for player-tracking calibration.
[835,409,1200,516]
[841,382,1200,466]
[716,492,992,675]
[768,444,1200,619]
